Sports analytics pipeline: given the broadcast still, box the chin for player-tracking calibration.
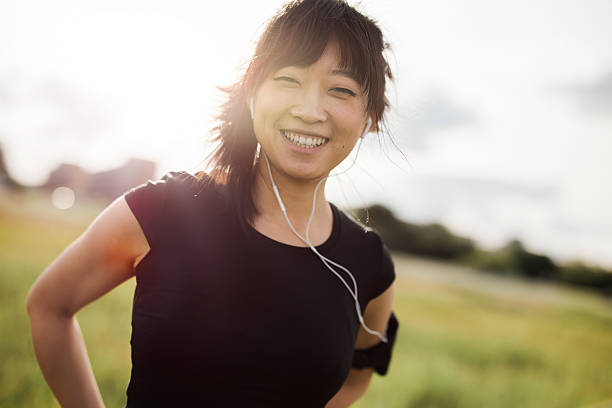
[282,166,328,182]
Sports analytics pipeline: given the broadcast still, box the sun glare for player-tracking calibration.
[51,186,75,210]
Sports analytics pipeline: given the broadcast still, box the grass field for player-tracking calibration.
[2,191,612,407]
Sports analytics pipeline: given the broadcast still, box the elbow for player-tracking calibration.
[26,286,38,317]
[26,276,49,318]
[26,283,71,321]
[325,385,367,408]
[351,376,372,401]
[26,286,45,319]
[326,370,373,408]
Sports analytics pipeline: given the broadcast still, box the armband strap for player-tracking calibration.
[351,312,399,375]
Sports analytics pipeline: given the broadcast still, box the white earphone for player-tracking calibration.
[250,97,387,342]
[362,117,372,138]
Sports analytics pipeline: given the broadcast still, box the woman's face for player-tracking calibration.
[251,41,370,183]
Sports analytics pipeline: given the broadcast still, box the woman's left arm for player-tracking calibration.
[325,283,396,408]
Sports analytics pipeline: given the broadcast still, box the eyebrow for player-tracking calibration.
[331,69,361,85]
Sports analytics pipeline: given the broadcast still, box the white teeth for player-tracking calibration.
[282,130,327,148]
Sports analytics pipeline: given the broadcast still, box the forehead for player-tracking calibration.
[276,42,361,84]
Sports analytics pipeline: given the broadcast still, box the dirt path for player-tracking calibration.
[392,252,612,312]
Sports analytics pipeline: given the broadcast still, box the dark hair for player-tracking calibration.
[205,0,393,225]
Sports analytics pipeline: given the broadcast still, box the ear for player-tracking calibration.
[361,117,372,138]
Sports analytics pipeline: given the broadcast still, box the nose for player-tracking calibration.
[290,87,328,123]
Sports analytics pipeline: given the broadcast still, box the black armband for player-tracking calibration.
[351,312,399,375]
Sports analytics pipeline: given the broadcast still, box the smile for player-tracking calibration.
[281,130,329,149]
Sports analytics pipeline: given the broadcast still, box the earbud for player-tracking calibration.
[249,97,254,120]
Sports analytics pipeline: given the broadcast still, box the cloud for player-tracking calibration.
[551,219,612,237]
[379,174,576,263]
[384,174,559,226]
[417,174,558,201]
[348,167,560,227]
[393,90,476,150]
[564,71,612,115]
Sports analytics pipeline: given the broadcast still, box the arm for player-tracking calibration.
[26,197,149,408]
[325,283,395,408]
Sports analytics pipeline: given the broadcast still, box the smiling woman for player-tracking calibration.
[251,42,369,183]
[207,0,392,227]
[26,1,398,407]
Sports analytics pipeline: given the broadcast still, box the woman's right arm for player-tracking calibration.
[26,196,149,408]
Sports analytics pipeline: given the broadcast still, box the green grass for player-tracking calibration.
[2,191,612,407]
[354,257,612,408]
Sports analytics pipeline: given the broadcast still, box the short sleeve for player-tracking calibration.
[368,232,396,300]
[123,175,169,249]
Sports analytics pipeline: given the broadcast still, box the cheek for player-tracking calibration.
[328,95,367,127]
[253,88,280,140]
[332,106,365,143]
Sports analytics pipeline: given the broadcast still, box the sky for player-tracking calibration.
[1,0,612,268]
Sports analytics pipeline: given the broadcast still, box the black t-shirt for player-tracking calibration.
[123,171,395,407]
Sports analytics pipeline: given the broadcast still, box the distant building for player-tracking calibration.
[0,146,21,190]
[44,163,88,192]
[44,158,156,202]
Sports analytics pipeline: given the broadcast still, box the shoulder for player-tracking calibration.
[122,171,224,246]
[124,171,220,207]
[333,205,396,300]
[332,204,386,251]
[128,170,208,194]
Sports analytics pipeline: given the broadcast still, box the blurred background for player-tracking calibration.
[1,1,611,407]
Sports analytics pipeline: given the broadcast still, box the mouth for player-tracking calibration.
[280,129,329,149]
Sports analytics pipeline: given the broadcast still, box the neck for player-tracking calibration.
[251,160,332,242]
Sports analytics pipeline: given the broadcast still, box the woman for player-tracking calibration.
[26,0,398,406]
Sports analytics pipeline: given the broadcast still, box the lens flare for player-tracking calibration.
[51,186,75,210]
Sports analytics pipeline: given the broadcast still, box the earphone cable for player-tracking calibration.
[261,132,388,343]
